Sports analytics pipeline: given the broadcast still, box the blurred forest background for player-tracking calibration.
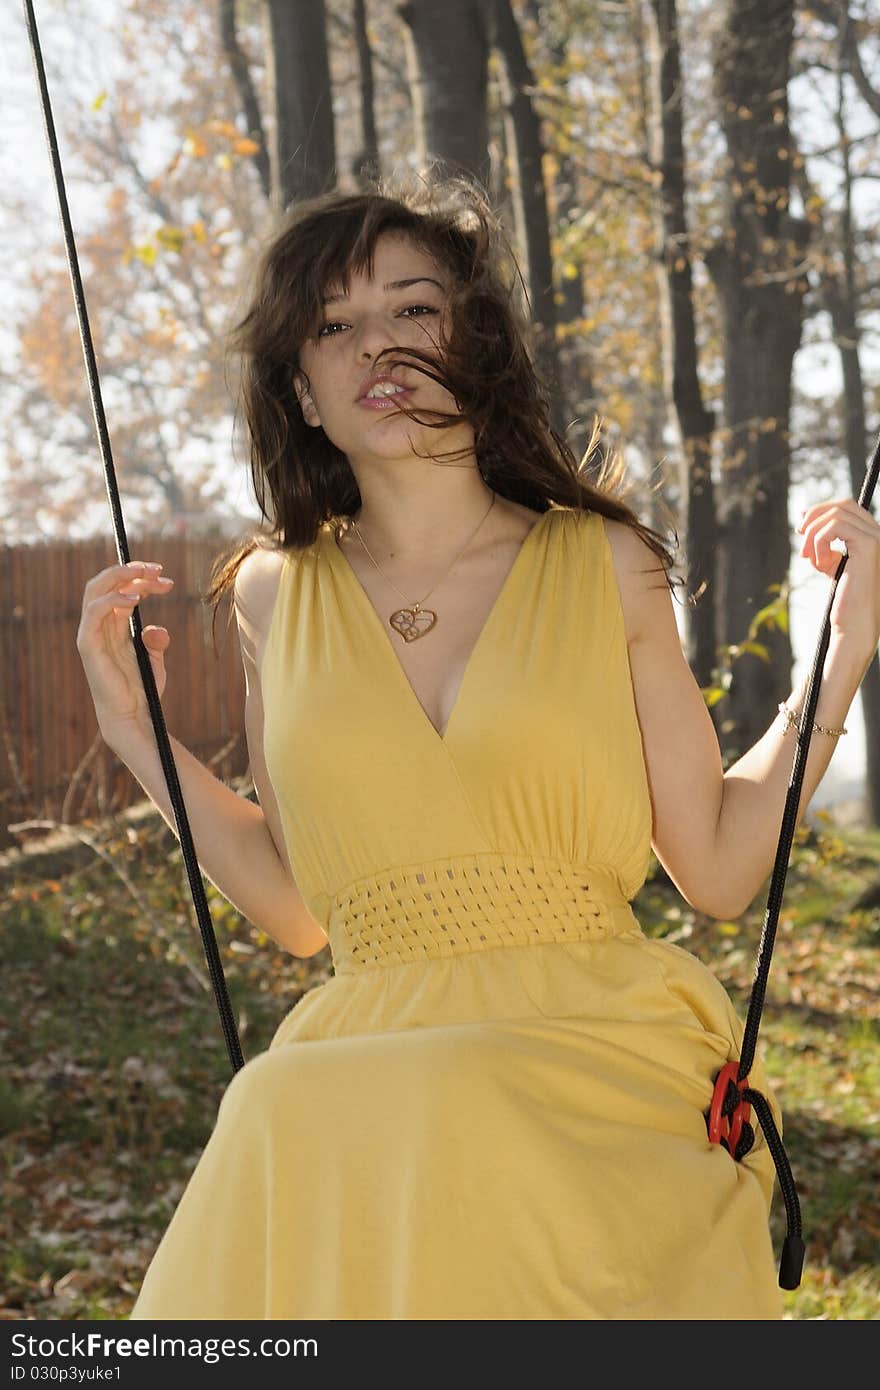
[1,0,879,1321]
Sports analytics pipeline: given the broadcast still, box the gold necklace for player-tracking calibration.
[348,491,497,642]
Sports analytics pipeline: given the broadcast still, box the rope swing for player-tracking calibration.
[22,0,244,1076]
[22,0,879,1292]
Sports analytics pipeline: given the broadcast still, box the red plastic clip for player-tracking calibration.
[708,1061,752,1158]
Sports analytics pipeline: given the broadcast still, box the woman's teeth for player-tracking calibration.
[365,383,406,398]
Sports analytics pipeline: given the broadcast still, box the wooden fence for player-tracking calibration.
[0,533,250,854]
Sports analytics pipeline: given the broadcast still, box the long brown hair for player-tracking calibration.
[204,167,682,648]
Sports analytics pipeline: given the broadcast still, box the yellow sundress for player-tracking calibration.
[129,505,783,1320]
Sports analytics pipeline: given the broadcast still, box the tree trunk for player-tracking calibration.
[487,58,515,227]
[800,0,880,825]
[826,278,880,822]
[262,0,336,210]
[397,0,491,188]
[821,31,880,824]
[352,0,381,187]
[705,0,811,760]
[644,0,718,689]
[481,1,566,433]
[520,0,598,455]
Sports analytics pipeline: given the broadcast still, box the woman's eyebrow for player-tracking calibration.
[322,276,445,306]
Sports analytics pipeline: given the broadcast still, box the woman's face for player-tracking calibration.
[293,232,471,468]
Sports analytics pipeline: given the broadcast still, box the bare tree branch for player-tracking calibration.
[804,0,880,117]
[218,0,272,199]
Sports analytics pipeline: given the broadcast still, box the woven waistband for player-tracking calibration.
[327,852,640,974]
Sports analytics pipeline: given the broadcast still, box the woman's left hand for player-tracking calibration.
[796,496,880,665]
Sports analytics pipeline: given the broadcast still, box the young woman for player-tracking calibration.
[76,173,878,1320]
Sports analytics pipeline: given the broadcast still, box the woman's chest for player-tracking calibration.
[333,533,537,741]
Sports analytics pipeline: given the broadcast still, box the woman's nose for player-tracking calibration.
[355,312,413,357]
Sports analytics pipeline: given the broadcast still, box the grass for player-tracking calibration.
[0,808,877,1319]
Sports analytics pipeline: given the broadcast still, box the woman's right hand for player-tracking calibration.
[76,560,176,748]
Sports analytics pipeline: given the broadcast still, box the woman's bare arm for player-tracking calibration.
[109,728,325,955]
[105,548,329,958]
[604,516,868,920]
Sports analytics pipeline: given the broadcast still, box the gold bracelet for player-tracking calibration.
[778,701,847,737]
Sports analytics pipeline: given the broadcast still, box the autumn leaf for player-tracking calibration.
[737,639,771,662]
[205,118,238,138]
[231,137,261,156]
[122,243,157,267]
[702,684,727,708]
[155,225,186,254]
[750,593,789,638]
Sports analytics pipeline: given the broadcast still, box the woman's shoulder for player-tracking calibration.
[547,505,669,650]
[233,544,287,642]
[595,513,674,649]
[233,530,328,670]
[232,541,302,678]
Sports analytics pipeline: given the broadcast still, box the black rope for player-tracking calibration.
[22,0,244,1076]
[743,1089,804,1290]
[704,440,878,1289]
[737,446,878,1078]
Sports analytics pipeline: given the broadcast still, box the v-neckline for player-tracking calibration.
[325,506,554,746]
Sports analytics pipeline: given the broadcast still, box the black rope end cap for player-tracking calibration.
[778,1234,805,1290]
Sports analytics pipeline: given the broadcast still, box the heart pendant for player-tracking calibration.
[389,606,437,642]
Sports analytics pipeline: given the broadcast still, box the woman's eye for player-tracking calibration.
[317,305,438,338]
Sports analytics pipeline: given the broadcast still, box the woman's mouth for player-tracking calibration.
[357,388,414,410]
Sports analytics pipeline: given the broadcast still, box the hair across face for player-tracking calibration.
[225,173,574,533]
[292,229,475,465]
[204,169,681,643]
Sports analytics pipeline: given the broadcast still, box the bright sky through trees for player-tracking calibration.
[1,0,876,810]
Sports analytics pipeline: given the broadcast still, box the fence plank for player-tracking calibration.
[0,533,248,851]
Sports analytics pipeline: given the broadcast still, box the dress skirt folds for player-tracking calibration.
[129,506,783,1320]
